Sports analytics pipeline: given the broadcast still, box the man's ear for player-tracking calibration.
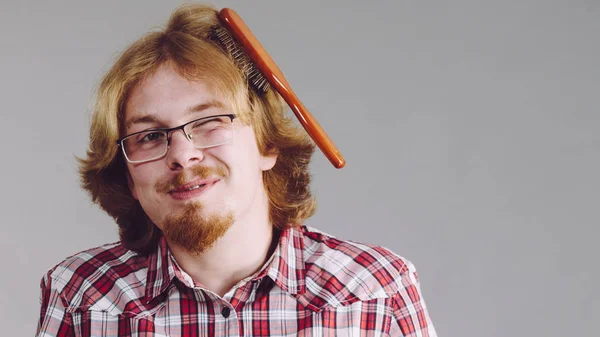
[126,171,138,200]
[259,150,278,171]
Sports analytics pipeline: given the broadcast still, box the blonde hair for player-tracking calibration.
[78,3,315,255]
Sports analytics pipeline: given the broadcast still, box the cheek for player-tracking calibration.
[128,166,160,200]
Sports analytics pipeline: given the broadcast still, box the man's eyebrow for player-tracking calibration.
[125,115,161,130]
[186,100,225,114]
[125,100,226,129]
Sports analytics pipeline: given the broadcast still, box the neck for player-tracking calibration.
[167,192,277,297]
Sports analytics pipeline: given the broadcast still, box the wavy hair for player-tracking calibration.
[78,3,315,255]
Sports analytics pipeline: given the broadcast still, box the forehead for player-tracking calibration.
[124,65,233,128]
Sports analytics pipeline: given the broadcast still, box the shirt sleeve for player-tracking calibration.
[388,264,438,337]
[36,273,75,337]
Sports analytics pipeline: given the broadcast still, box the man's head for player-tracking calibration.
[79,4,316,255]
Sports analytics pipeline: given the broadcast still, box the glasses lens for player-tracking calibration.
[122,130,168,162]
[186,115,234,148]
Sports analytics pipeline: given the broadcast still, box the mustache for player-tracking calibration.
[156,164,228,193]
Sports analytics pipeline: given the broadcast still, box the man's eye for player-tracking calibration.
[193,120,218,129]
[138,132,165,143]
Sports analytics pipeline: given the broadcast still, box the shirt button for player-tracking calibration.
[221,306,231,318]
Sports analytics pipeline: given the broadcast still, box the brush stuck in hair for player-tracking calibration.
[209,25,271,93]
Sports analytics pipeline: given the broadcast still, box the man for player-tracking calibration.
[37,3,437,336]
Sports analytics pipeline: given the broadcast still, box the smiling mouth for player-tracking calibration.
[179,183,206,192]
[168,179,219,200]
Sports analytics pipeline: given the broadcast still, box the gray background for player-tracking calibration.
[1,0,598,336]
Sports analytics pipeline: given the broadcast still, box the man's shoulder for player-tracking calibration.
[298,226,418,310]
[42,241,149,311]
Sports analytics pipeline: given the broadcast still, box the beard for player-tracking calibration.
[162,201,235,255]
[157,164,234,255]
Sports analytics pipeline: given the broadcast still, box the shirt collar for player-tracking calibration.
[144,235,177,304]
[261,227,306,295]
[143,226,308,303]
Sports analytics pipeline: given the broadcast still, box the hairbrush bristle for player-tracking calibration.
[209,26,271,93]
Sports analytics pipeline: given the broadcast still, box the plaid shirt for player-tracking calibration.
[37,226,437,336]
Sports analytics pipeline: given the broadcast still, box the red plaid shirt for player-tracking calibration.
[37,226,437,336]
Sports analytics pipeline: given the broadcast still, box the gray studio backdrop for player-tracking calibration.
[1,0,598,336]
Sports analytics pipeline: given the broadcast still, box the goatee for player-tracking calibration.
[162,202,234,255]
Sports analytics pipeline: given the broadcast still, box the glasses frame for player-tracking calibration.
[117,113,237,164]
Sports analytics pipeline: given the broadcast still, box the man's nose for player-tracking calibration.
[165,129,203,170]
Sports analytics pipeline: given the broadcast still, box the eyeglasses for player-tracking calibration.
[117,114,236,163]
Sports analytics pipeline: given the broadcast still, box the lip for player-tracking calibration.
[168,178,220,201]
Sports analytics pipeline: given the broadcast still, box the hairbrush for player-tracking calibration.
[211,8,346,169]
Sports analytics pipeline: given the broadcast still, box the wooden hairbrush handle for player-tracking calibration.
[219,8,346,169]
